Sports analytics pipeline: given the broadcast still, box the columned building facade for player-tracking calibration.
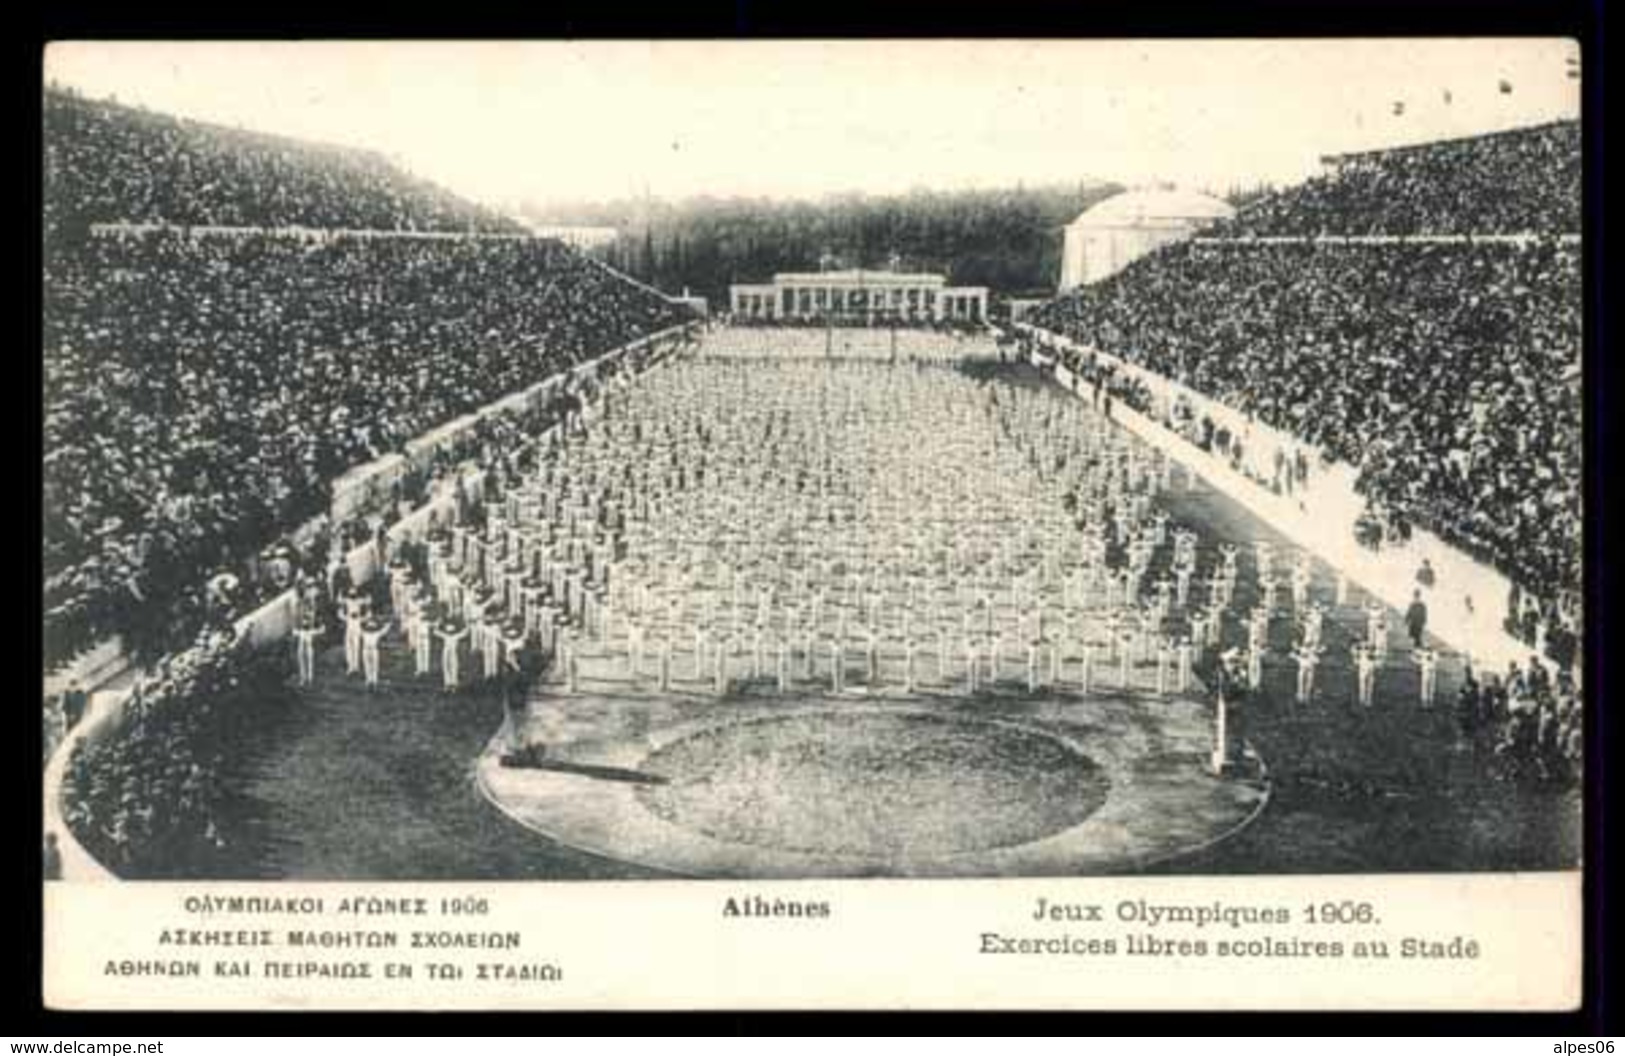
[729,269,988,324]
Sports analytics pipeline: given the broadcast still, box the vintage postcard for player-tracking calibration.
[40,38,1584,1011]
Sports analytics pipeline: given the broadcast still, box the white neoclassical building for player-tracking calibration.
[729,269,988,324]
[1058,188,1235,289]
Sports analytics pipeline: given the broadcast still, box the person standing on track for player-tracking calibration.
[1415,558,1436,594]
[438,616,468,691]
[342,585,369,677]
[1353,643,1379,708]
[1415,645,1439,708]
[293,609,320,686]
[1293,640,1321,703]
[1405,589,1429,649]
[361,613,390,690]
[413,594,436,678]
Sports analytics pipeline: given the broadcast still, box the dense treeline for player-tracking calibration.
[523,183,1129,301]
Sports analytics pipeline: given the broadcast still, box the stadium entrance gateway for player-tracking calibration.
[729,269,988,324]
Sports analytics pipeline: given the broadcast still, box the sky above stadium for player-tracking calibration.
[46,40,1580,213]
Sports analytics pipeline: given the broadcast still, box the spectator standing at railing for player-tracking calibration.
[370,516,389,572]
[326,551,352,606]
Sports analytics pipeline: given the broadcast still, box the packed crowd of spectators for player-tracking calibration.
[1458,655,1583,788]
[44,86,523,236]
[1028,238,1581,674]
[1222,121,1580,237]
[40,86,693,672]
[44,228,690,669]
[1099,378,1318,502]
[1045,344,1156,421]
[57,627,294,877]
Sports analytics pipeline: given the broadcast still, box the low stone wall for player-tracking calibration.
[43,636,128,702]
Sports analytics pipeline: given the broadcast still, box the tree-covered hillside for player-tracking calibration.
[523,182,1126,301]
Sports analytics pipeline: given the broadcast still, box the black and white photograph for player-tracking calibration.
[37,37,1589,1011]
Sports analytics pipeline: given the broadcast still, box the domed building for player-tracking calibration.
[1058,187,1235,289]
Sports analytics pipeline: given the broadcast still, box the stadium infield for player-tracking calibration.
[193,360,1579,879]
